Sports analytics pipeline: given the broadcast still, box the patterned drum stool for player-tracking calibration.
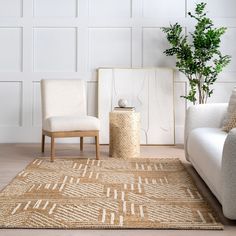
[109,111,140,158]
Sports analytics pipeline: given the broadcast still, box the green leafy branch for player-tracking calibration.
[162,2,231,104]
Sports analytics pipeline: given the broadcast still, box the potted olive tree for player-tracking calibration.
[162,2,231,104]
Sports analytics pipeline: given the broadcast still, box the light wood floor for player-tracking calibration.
[0,144,236,236]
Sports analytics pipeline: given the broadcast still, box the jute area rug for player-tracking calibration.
[0,158,223,229]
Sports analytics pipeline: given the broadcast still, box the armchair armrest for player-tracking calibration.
[185,103,228,161]
[222,128,236,219]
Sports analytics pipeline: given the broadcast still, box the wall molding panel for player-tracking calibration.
[33,27,78,72]
[0,0,235,143]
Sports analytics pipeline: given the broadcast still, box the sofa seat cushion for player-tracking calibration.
[43,116,100,132]
[187,128,227,200]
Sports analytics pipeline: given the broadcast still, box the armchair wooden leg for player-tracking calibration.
[41,133,45,153]
[95,135,100,160]
[80,137,83,151]
[51,137,55,162]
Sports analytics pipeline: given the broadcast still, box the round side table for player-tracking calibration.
[109,111,140,159]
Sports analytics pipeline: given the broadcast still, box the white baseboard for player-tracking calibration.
[0,126,185,144]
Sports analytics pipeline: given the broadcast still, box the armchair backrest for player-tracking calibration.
[41,79,86,120]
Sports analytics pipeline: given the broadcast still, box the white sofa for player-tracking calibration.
[185,103,236,219]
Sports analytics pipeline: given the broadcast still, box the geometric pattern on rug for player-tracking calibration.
[0,158,223,229]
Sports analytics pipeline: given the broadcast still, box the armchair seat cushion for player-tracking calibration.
[43,116,100,132]
[187,127,227,200]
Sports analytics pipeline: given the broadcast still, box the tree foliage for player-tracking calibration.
[162,2,231,104]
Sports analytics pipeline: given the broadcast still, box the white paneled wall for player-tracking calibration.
[0,0,235,143]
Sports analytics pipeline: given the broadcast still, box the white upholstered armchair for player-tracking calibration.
[41,79,100,162]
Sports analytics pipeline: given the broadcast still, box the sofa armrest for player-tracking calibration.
[185,103,228,161]
[222,128,236,219]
